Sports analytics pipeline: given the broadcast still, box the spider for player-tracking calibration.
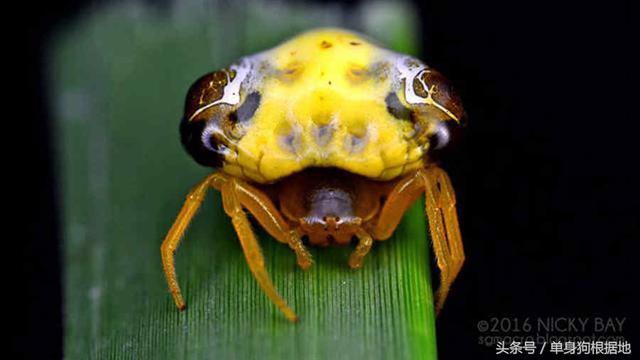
[161,28,465,322]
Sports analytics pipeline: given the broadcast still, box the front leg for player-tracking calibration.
[369,166,465,314]
[232,179,313,269]
[220,178,298,322]
[160,172,223,310]
[420,166,465,314]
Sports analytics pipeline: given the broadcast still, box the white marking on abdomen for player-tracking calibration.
[395,56,430,105]
[394,55,459,122]
[188,58,252,121]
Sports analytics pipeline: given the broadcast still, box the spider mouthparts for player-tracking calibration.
[301,215,360,246]
[323,216,339,229]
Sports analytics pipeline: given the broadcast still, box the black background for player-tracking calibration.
[16,0,636,358]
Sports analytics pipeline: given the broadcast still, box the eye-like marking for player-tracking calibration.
[183,71,230,122]
[187,59,252,122]
[180,117,225,168]
[394,56,463,123]
[387,55,465,155]
[180,59,257,168]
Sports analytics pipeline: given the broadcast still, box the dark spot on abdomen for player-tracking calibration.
[235,92,261,122]
[385,92,412,121]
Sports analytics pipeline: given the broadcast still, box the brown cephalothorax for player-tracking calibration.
[277,169,380,246]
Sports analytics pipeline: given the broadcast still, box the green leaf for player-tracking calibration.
[53,1,437,358]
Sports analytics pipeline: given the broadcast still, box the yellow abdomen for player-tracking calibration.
[221,29,424,183]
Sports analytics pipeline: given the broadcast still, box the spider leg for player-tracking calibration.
[161,172,222,310]
[369,167,465,315]
[419,166,465,315]
[369,171,425,241]
[220,178,298,322]
[233,180,312,269]
[348,228,374,269]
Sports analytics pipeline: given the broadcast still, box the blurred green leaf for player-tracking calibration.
[54,1,437,358]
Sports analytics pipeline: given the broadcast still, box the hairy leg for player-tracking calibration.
[233,180,312,269]
[369,171,425,241]
[348,228,374,269]
[420,166,465,314]
[160,173,221,310]
[161,172,299,321]
[369,166,465,314]
[220,178,298,322]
